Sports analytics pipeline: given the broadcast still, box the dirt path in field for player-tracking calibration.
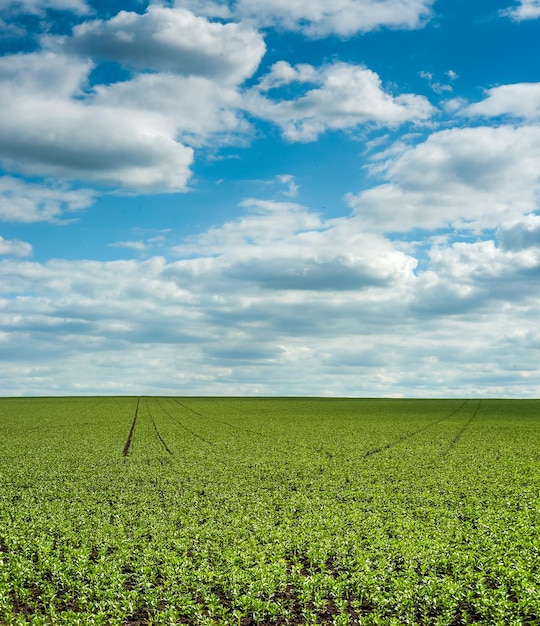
[362,399,471,459]
[440,399,482,457]
[171,398,336,458]
[122,397,140,456]
[145,398,173,454]
[158,398,215,445]
[174,398,270,439]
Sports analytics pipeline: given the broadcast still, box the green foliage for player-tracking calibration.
[0,397,539,624]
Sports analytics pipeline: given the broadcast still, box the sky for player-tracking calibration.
[1,0,540,397]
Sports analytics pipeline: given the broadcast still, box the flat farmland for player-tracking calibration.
[0,397,539,625]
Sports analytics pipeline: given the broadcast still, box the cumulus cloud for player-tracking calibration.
[347,124,540,232]
[235,0,434,36]
[0,236,32,257]
[60,5,265,84]
[1,199,540,396]
[175,198,324,257]
[247,62,434,141]
[0,5,271,191]
[2,1,540,398]
[0,176,95,223]
[92,73,247,147]
[503,0,540,21]
[175,0,435,36]
[0,5,433,193]
[0,51,194,192]
[174,0,233,18]
[174,198,418,291]
[498,214,540,250]
[0,199,412,394]
[413,239,540,316]
[427,240,540,287]
[0,49,90,99]
[465,83,540,120]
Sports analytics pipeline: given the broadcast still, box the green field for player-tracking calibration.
[0,397,539,625]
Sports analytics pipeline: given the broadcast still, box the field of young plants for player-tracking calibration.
[0,397,539,625]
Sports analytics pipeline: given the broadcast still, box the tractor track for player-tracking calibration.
[174,398,269,439]
[156,398,215,446]
[440,399,482,457]
[122,397,140,456]
[362,399,471,459]
[70,397,107,417]
[171,398,334,458]
[156,398,474,463]
[145,398,173,455]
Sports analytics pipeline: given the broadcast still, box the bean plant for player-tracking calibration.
[0,397,539,625]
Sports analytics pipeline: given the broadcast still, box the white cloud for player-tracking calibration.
[498,214,540,250]
[235,0,434,36]
[0,6,433,194]
[347,124,540,232]
[0,5,270,191]
[92,73,247,147]
[465,83,540,120]
[256,60,319,91]
[0,236,32,257]
[173,1,233,18]
[247,62,434,141]
[0,176,95,223]
[1,99,195,192]
[1,199,540,396]
[412,239,540,317]
[0,199,411,394]
[175,0,435,36]
[503,0,540,21]
[2,0,89,15]
[173,198,418,290]
[427,240,539,285]
[442,97,467,114]
[60,5,265,85]
[110,240,147,251]
[175,198,325,256]
[0,51,194,192]
[0,49,91,99]
[419,69,454,94]
[277,174,299,197]
[2,0,540,398]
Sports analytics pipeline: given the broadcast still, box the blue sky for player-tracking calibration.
[1,0,540,397]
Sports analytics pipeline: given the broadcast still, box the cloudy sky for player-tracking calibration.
[1,0,540,397]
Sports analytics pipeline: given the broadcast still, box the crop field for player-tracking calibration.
[0,397,539,625]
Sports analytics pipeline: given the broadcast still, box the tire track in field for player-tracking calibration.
[122,397,140,456]
[170,398,334,458]
[156,399,272,474]
[362,399,471,459]
[173,398,268,439]
[156,398,215,446]
[70,397,107,417]
[145,398,173,454]
[440,399,482,458]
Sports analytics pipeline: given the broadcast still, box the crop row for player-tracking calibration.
[0,397,539,625]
